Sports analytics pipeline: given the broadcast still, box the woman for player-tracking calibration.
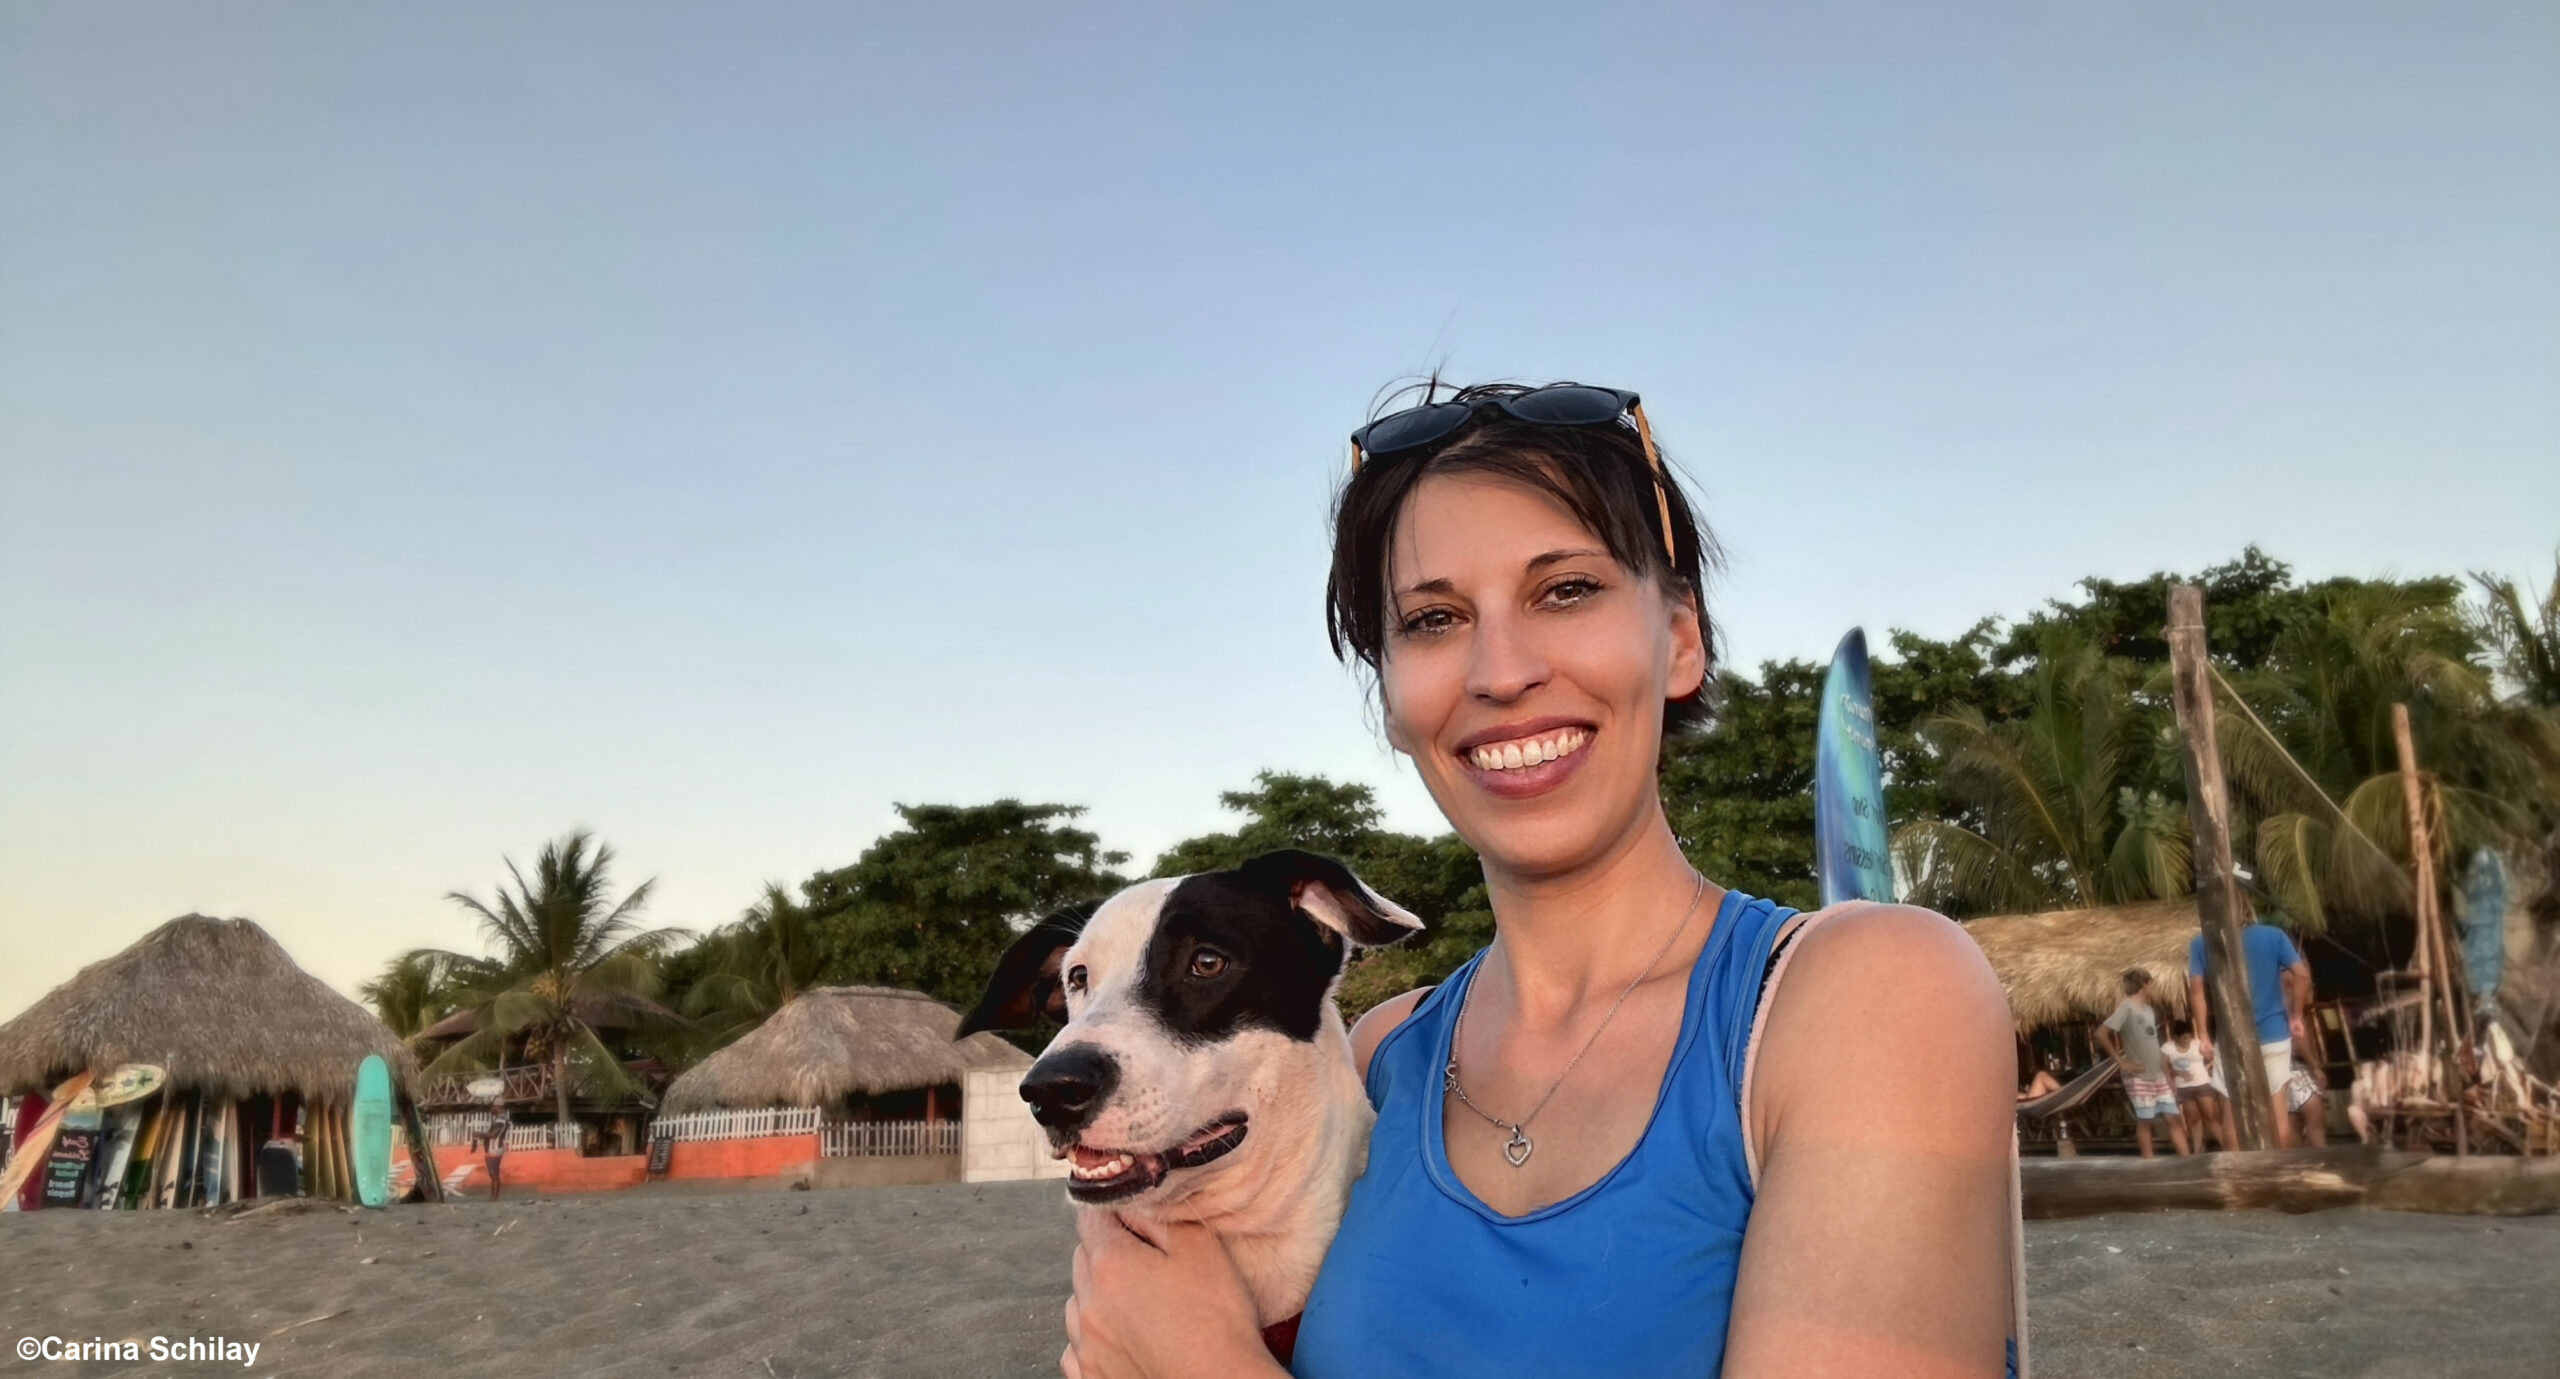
[1062,383,2021,1377]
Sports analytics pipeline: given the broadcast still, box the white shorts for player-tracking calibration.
[2261,1041,2294,1092]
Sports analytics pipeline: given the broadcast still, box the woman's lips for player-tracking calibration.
[1455,726,1595,799]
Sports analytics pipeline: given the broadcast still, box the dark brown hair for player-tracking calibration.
[1324,381,1723,736]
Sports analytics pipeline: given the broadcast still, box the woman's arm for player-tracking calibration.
[1062,1214,1286,1379]
[1727,904,2016,1379]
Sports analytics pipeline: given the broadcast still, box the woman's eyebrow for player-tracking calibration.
[1525,547,1609,571]
[1397,548,1610,599]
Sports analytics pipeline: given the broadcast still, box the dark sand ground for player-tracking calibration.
[4,1182,2554,1378]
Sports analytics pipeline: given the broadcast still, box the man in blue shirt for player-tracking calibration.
[2187,918,2315,1146]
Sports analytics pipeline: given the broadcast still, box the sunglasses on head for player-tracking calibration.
[1348,383,1675,562]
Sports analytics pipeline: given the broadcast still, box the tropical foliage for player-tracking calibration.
[395,831,687,1125]
[804,801,1130,1021]
[364,547,2560,1064]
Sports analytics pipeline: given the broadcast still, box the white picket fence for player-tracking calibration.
[422,1114,579,1152]
[820,1120,961,1159]
[647,1106,822,1144]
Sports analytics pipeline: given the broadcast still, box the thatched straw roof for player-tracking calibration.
[1960,901,2204,1031]
[0,915,416,1103]
[659,986,1030,1114]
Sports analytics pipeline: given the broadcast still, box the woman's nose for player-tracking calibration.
[1466,611,1549,703]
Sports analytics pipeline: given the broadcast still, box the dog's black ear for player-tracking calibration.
[957,903,1092,1036]
[1237,849,1425,950]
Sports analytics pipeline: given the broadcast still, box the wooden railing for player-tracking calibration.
[423,1114,580,1152]
[648,1106,823,1143]
[820,1120,960,1158]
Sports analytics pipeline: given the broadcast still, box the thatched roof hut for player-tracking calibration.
[1961,901,2203,1031]
[659,986,1029,1114]
[0,915,415,1103]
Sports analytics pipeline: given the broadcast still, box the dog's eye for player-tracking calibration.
[1065,965,1088,994]
[1189,950,1228,979]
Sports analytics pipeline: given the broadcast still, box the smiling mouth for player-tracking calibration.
[1463,726,1592,773]
[1054,1113,1250,1203]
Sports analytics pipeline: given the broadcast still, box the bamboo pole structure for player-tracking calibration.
[2393,703,2471,1156]
[2167,584,2278,1150]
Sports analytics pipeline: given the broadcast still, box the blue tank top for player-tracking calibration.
[1293,889,1794,1378]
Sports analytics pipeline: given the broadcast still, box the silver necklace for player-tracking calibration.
[1444,875,1708,1168]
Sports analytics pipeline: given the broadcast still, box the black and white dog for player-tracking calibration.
[959,849,1421,1332]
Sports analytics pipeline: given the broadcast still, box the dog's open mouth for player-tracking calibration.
[1055,1112,1249,1203]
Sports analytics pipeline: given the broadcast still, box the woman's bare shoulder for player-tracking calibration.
[1349,986,1434,1081]
[1754,902,2012,1147]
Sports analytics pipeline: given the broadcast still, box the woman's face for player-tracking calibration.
[1377,471,1705,881]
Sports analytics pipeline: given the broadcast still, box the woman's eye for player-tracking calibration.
[1540,577,1603,607]
[1397,607,1458,638]
[1065,965,1088,993]
[1189,950,1228,979]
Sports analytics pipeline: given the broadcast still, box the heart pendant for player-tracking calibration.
[1503,1127,1533,1167]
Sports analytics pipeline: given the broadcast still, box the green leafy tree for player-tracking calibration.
[2219,578,2548,931]
[359,950,462,1040]
[680,881,830,1043]
[807,801,1129,1019]
[406,832,688,1127]
[1891,633,2186,916]
[2472,552,2560,712]
[1662,660,1825,911]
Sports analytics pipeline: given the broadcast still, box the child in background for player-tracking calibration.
[2165,1017,2237,1151]
[2096,968,2191,1158]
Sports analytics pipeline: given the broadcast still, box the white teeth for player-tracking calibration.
[1469,730,1590,772]
[1068,1152,1134,1181]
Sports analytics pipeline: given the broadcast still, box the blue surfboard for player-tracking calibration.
[352,1054,394,1208]
[1815,628,1897,906]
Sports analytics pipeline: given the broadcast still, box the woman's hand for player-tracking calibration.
[1061,1211,1281,1379]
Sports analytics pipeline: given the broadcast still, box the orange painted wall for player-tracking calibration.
[666,1134,820,1181]
[398,1134,820,1194]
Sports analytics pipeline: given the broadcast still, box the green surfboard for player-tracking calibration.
[352,1055,394,1208]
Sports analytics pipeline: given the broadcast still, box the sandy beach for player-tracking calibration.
[4,1183,2555,1378]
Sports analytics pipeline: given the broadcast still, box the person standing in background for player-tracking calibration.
[2096,969,2189,1158]
[2187,911,2316,1147]
[482,1111,510,1202]
[2164,1018,2237,1152]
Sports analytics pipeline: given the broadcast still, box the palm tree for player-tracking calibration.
[1894,633,2188,916]
[406,831,687,1128]
[359,950,461,1039]
[680,881,829,1040]
[2219,579,2549,932]
[2472,551,2560,711]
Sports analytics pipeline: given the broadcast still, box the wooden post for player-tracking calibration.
[2167,584,2279,1150]
[2393,703,2470,1156]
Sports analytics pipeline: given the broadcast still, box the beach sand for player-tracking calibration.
[3,1182,2553,1377]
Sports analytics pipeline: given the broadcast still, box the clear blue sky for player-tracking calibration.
[4,2,2554,1022]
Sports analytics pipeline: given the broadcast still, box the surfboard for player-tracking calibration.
[118,1101,163,1209]
[331,1104,353,1201]
[212,1102,232,1205]
[309,1104,335,1201]
[92,1063,166,1109]
[179,1090,208,1208]
[153,1096,186,1209]
[0,1072,95,1210]
[95,1104,142,1210]
[352,1055,394,1208]
[40,1091,105,1209]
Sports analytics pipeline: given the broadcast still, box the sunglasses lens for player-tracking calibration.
[1357,403,1471,457]
[1502,386,1630,426]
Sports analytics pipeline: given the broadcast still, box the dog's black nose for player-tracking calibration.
[1021,1044,1119,1132]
